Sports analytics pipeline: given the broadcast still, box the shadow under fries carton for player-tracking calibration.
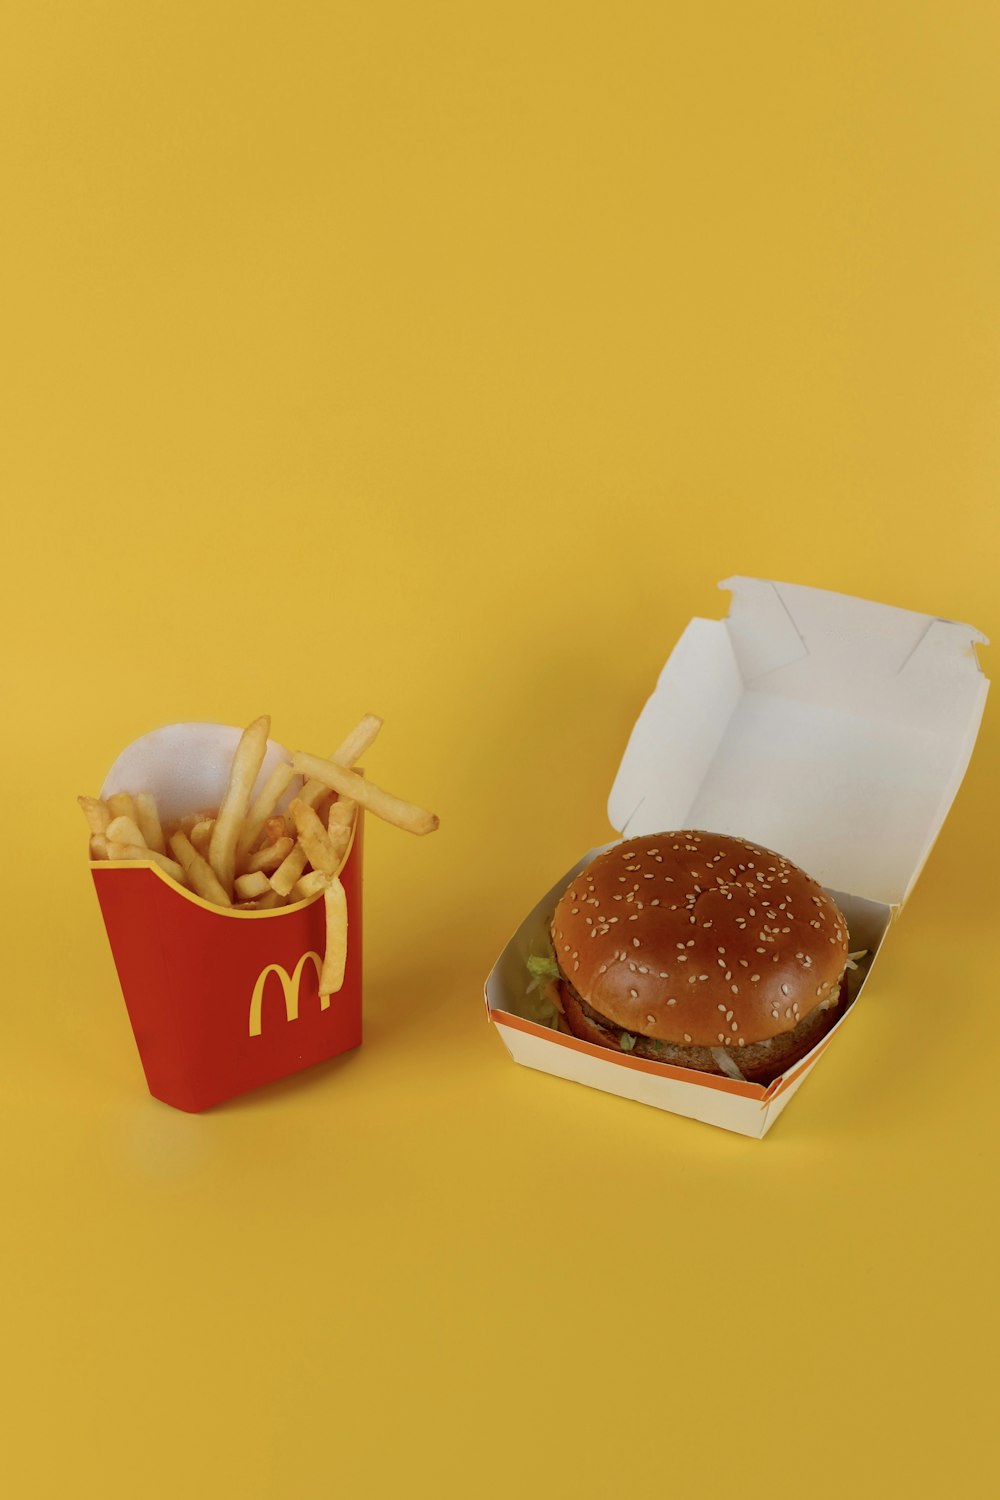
[90,724,363,1113]
[486,578,989,1138]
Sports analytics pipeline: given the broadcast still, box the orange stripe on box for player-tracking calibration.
[490,1009,769,1101]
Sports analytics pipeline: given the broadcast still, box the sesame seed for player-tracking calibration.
[750,974,760,982]
[629,988,638,999]
[667,998,676,1006]
[781,983,791,995]
[683,1033,692,1042]
[717,1004,727,1013]
[647,1014,656,1026]
[731,1021,738,1032]
[731,984,739,994]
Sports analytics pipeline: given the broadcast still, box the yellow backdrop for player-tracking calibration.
[3,3,998,1496]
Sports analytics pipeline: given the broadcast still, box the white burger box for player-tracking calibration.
[485,577,989,1138]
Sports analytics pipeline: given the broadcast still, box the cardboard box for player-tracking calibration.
[485,578,989,1137]
[90,723,363,1112]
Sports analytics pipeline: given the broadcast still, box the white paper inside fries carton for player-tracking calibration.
[485,578,989,1138]
[82,715,439,1112]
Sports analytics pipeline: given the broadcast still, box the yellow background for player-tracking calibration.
[2,3,998,1496]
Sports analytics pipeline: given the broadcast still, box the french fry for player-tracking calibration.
[245,836,293,874]
[269,844,308,897]
[106,814,147,848]
[169,831,232,907]
[328,795,357,830]
[235,889,287,910]
[107,841,188,885]
[331,713,383,768]
[234,871,272,901]
[326,798,357,864]
[289,869,329,902]
[89,833,109,859]
[290,751,438,836]
[320,877,348,996]
[190,819,214,857]
[106,792,138,822]
[135,792,166,854]
[289,798,341,876]
[294,716,382,813]
[263,815,288,845]
[235,762,297,864]
[208,714,270,897]
[78,796,111,835]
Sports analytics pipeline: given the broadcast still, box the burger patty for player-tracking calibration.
[558,973,846,1085]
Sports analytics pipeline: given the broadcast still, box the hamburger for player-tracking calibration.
[534,830,852,1084]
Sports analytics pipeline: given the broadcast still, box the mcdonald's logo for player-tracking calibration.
[249,951,330,1037]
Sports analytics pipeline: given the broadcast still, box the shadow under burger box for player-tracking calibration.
[485,576,989,1139]
[91,723,363,1114]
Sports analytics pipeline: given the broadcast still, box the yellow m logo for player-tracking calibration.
[249,951,329,1037]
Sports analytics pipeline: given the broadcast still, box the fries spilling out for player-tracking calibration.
[79,712,438,997]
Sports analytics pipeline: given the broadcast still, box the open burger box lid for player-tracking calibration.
[485,578,989,1138]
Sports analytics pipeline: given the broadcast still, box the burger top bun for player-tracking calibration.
[550,831,850,1049]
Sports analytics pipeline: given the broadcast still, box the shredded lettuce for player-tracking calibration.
[523,946,565,1030]
[619,1032,637,1052]
[526,952,561,993]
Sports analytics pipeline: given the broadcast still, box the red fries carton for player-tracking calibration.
[90,724,363,1112]
[486,578,989,1138]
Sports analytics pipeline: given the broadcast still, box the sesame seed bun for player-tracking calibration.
[549,831,850,1082]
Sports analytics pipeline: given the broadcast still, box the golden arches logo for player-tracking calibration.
[249,951,330,1037]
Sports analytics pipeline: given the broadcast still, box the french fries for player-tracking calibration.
[78,796,111,835]
[290,751,437,835]
[190,819,214,858]
[135,792,166,854]
[289,869,329,902]
[106,814,147,848]
[169,831,232,907]
[321,878,348,997]
[269,844,309,897]
[288,799,341,877]
[108,842,188,885]
[234,871,272,901]
[244,835,293,874]
[80,708,436,998]
[208,715,270,897]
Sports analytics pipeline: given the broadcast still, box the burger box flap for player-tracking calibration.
[486,580,988,1138]
[608,577,989,910]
